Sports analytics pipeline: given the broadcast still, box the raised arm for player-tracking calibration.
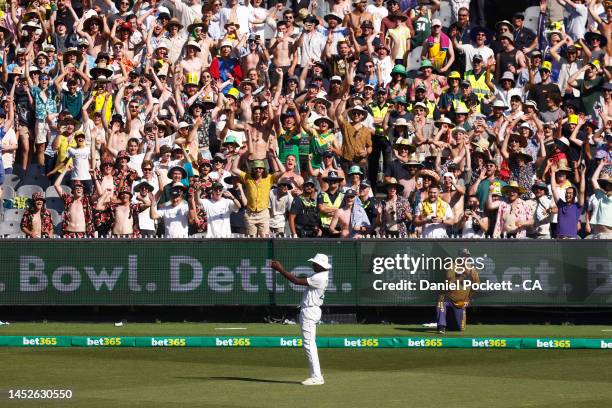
[270,260,308,286]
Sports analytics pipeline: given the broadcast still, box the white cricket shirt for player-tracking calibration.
[300,271,329,308]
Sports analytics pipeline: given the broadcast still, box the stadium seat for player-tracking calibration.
[16,185,44,198]
[48,208,62,226]
[0,221,22,236]
[45,197,65,213]
[25,164,45,177]
[523,6,540,33]
[20,174,50,189]
[2,174,21,189]
[407,46,423,72]
[433,1,452,28]
[45,185,71,198]
[2,185,15,200]
[3,208,25,222]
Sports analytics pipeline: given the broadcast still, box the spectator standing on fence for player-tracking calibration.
[231,152,286,237]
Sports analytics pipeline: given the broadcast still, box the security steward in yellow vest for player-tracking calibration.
[368,90,392,190]
[453,84,482,114]
[464,54,491,102]
[411,83,437,119]
[317,170,345,236]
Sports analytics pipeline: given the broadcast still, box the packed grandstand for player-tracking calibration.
[0,0,609,239]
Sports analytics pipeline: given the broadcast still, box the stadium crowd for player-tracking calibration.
[0,0,609,239]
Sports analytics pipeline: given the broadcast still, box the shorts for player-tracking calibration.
[18,125,31,139]
[35,120,49,144]
[61,231,92,239]
[244,209,270,237]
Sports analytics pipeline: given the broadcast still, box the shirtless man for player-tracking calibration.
[54,171,94,238]
[226,103,276,163]
[344,0,374,38]
[122,89,150,140]
[269,21,296,83]
[96,159,116,195]
[440,172,465,228]
[329,190,370,237]
[241,34,269,76]
[309,151,347,192]
[96,188,147,237]
[180,41,204,84]
[238,80,257,124]
[105,113,130,154]
[76,13,110,57]
[21,192,54,238]
[279,154,304,193]
[196,24,216,69]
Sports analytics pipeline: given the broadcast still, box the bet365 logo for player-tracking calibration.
[344,338,379,347]
[215,337,251,347]
[87,337,121,346]
[280,338,302,347]
[151,338,186,347]
[22,337,57,346]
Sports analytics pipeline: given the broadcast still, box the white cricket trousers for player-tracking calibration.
[300,306,322,379]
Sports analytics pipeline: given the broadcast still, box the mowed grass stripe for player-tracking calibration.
[2,323,612,338]
[1,348,612,408]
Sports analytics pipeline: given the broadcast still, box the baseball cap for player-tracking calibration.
[540,61,552,72]
[431,18,442,27]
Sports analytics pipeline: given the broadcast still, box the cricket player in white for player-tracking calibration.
[270,254,331,386]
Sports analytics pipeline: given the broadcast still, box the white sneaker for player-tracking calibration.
[301,377,324,386]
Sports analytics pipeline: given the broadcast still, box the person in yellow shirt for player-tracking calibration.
[49,116,80,177]
[385,14,411,65]
[231,152,286,237]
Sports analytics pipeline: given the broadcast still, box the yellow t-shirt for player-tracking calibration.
[238,171,275,213]
[57,135,77,173]
[91,91,113,123]
[386,26,411,59]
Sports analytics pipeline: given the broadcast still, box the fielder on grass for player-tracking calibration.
[270,254,331,386]
[436,248,480,334]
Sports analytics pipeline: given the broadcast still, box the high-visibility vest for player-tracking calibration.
[451,99,482,114]
[370,103,390,137]
[320,192,345,227]
[464,70,490,101]
[408,100,436,119]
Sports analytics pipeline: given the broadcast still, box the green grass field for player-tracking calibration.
[1,323,612,408]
